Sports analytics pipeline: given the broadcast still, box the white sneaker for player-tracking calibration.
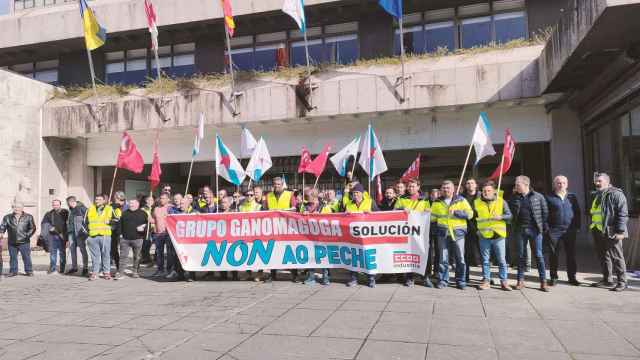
[165,270,178,280]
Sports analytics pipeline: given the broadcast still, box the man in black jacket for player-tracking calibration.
[0,201,36,276]
[66,196,89,276]
[462,178,481,284]
[42,199,69,274]
[115,198,148,279]
[378,186,397,211]
[545,176,581,286]
[509,175,549,292]
[589,173,629,292]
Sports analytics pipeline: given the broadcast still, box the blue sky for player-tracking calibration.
[0,0,8,15]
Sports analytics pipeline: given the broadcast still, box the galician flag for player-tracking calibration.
[215,134,246,186]
[358,125,388,178]
[240,127,258,159]
[471,112,496,164]
[330,136,360,177]
[192,113,205,157]
[282,0,306,33]
[245,138,272,182]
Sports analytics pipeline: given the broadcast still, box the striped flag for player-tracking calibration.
[282,0,306,33]
[358,124,388,179]
[192,113,205,157]
[471,112,496,164]
[79,0,106,51]
[144,0,159,51]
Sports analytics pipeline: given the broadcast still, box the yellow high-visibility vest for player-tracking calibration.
[344,198,372,213]
[87,204,113,237]
[394,195,430,212]
[590,198,604,232]
[431,197,473,234]
[474,197,507,238]
[239,200,262,212]
[267,191,293,210]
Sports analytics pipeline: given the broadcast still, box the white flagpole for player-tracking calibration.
[398,15,407,103]
[224,25,238,115]
[185,157,194,196]
[456,143,474,195]
[85,48,99,101]
[303,29,313,108]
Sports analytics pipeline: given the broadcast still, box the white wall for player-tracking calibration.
[85,104,551,166]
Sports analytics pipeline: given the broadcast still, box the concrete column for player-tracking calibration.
[195,35,226,74]
[358,6,394,60]
[549,105,586,218]
[58,50,106,87]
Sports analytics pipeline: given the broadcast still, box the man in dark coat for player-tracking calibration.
[545,175,581,286]
[66,196,89,275]
[0,201,36,276]
[42,199,69,274]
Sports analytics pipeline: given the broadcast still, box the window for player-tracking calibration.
[324,22,359,65]
[460,16,492,48]
[254,32,287,71]
[394,26,425,56]
[425,21,455,52]
[494,11,527,43]
[290,27,324,66]
[152,43,196,78]
[620,108,640,213]
[9,60,58,85]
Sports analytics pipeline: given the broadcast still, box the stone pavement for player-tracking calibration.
[1,253,640,360]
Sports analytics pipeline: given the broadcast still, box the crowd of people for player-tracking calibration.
[0,172,630,292]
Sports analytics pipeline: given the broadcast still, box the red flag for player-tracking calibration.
[297,146,312,173]
[488,129,516,180]
[144,0,159,51]
[221,0,236,37]
[305,144,331,178]
[376,176,383,204]
[147,132,161,190]
[401,154,421,182]
[116,132,144,174]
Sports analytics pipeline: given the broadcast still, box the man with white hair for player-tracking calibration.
[590,173,629,292]
[0,201,36,277]
[545,175,581,286]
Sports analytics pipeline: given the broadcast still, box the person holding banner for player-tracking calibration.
[239,189,262,212]
[427,188,441,282]
[378,186,398,211]
[394,178,431,288]
[343,183,379,288]
[509,176,549,292]
[196,187,217,214]
[167,197,196,282]
[431,180,474,290]
[301,189,333,286]
[264,177,298,282]
[474,181,512,291]
[394,181,407,198]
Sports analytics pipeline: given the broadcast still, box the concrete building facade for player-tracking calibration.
[0,0,638,265]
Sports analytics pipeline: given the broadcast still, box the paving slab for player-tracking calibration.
[428,315,493,347]
[426,344,498,360]
[229,334,363,360]
[356,340,427,360]
[311,310,382,339]
[369,311,430,343]
[548,320,640,357]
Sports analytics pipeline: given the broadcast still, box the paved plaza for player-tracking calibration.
[1,252,639,360]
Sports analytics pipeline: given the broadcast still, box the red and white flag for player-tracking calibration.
[297,146,312,174]
[305,144,331,178]
[376,176,383,204]
[116,132,144,174]
[401,154,421,182]
[488,128,516,180]
[147,132,162,190]
[144,0,159,51]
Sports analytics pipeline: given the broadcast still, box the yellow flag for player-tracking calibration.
[80,0,106,50]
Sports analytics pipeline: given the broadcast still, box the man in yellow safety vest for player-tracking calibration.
[430,180,473,290]
[264,177,297,282]
[85,194,114,281]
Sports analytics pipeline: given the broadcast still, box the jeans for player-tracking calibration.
[88,235,111,274]
[69,233,89,270]
[425,232,439,277]
[517,228,545,281]
[593,231,627,284]
[0,243,3,274]
[154,233,169,271]
[437,235,466,286]
[306,269,330,283]
[119,238,143,273]
[49,235,66,272]
[479,236,508,281]
[549,230,577,281]
[8,243,33,274]
[166,237,177,272]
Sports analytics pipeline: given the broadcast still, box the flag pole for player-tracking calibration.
[185,157,194,196]
[491,152,506,216]
[398,14,407,103]
[85,48,100,102]
[145,189,152,241]
[302,173,305,191]
[456,143,474,195]
[303,29,313,108]
[313,175,320,189]
[215,171,219,213]
[108,167,118,203]
[224,24,238,115]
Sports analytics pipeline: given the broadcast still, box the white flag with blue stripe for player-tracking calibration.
[192,113,205,157]
[245,137,272,182]
[471,112,496,164]
[330,136,360,177]
[282,0,306,32]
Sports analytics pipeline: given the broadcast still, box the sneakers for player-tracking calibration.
[404,279,415,287]
[303,277,316,286]
[457,283,466,290]
[152,270,165,278]
[113,272,124,280]
[88,273,97,281]
[436,282,447,289]
[591,280,614,288]
[500,281,512,291]
[25,272,34,277]
[320,278,331,286]
[346,278,358,287]
[568,279,581,286]
[611,283,627,292]
[540,281,550,292]
[513,280,525,290]
[131,272,140,279]
[7,273,18,278]
[103,274,112,280]
[478,281,490,290]
[66,268,78,275]
[547,279,557,286]
[165,271,178,280]
[367,278,376,288]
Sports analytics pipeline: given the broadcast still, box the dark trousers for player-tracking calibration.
[153,233,169,271]
[549,230,577,281]
[592,231,627,284]
[111,231,120,271]
[141,237,152,262]
[464,231,481,282]
[119,238,143,273]
[8,243,33,274]
[425,232,439,277]
[0,243,3,274]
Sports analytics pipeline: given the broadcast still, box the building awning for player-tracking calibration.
[540,0,640,94]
